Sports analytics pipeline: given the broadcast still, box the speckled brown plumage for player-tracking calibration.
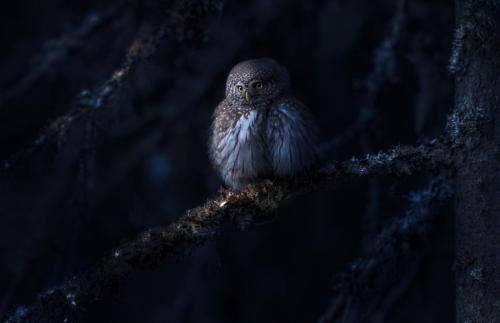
[209,58,319,190]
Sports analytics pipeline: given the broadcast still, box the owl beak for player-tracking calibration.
[245,91,252,103]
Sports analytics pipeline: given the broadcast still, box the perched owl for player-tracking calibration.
[209,58,319,190]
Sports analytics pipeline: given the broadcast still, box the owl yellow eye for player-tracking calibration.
[254,82,264,89]
[236,85,244,92]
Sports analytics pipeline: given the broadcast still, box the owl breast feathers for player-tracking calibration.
[209,58,319,190]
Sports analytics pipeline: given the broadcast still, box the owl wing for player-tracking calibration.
[266,98,319,177]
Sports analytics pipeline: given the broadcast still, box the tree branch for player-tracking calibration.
[0,26,163,172]
[3,139,452,323]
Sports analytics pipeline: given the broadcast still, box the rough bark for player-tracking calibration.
[450,1,500,322]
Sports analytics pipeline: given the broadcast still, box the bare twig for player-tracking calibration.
[3,139,451,323]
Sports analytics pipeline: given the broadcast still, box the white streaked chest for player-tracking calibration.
[217,110,269,176]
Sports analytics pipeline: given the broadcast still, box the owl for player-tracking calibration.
[209,58,319,190]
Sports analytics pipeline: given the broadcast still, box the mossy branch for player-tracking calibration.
[4,139,452,323]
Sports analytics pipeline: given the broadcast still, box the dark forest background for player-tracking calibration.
[0,0,457,322]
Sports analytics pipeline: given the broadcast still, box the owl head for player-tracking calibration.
[225,58,291,105]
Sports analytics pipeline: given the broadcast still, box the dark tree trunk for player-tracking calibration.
[453,1,500,322]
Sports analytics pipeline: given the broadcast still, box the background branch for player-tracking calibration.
[318,175,453,323]
[0,3,125,111]
[0,0,224,172]
[320,0,407,153]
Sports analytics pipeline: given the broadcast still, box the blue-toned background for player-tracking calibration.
[0,0,455,322]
